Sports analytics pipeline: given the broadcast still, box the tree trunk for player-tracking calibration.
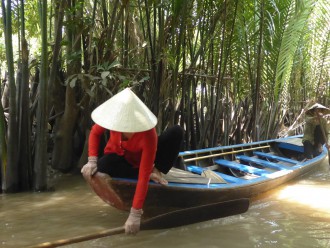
[52,87,79,172]
[0,100,7,191]
[34,0,48,191]
[51,0,83,172]
[2,0,19,192]
[17,0,32,190]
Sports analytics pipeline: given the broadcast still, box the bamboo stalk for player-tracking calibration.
[183,145,270,162]
[28,199,249,248]
[29,227,125,248]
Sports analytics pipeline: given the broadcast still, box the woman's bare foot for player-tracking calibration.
[150,167,168,185]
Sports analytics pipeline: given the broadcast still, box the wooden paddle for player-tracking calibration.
[29,198,249,248]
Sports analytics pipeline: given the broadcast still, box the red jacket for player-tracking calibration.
[88,124,158,209]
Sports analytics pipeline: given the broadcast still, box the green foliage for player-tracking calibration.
[274,0,314,102]
[307,0,330,97]
[24,0,41,37]
[65,61,127,97]
[1,0,330,186]
[0,42,6,69]
[4,0,41,37]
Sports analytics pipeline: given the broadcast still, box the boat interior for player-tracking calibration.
[163,136,320,187]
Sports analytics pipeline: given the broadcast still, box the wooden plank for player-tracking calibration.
[214,159,270,176]
[253,151,298,164]
[236,155,292,170]
[164,168,211,184]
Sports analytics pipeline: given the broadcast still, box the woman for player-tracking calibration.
[81,88,183,234]
[302,103,330,159]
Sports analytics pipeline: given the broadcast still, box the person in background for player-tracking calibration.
[302,103,330,159]
[81,88,183,235]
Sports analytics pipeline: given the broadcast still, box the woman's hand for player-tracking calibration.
[125,208,143,234]
[81,156,98,177]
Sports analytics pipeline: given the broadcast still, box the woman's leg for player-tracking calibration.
[303,140,314,159]
[313,125,325,156]
[154,125,184,174]
[97,153,139,178]
[314,125,325,144]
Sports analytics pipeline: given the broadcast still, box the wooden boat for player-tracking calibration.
[84,135,327,216]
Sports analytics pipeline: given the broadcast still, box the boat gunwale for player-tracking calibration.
[178,135,303,157]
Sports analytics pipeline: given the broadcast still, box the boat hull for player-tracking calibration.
[84,136,326,216]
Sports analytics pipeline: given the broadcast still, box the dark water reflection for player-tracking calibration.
[2,160,330,248]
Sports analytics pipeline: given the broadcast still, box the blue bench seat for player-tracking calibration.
[236,155,291,170]
[186,165,245,183]
[277,142,304,153]
[214,159,271,176]
[253,151,298,164]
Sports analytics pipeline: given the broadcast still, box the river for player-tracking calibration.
[1,159,330,248]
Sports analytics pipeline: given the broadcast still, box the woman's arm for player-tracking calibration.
[88,124,106,156]
[132,128,157,209]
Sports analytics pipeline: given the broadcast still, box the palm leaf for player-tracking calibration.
[274,0,314,102]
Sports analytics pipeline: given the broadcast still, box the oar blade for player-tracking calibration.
[141,198,249,230]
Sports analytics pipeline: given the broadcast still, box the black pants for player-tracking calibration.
[303,125,325,159]
[97,125,184,178]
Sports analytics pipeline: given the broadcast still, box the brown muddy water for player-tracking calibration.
[2,160,330,248]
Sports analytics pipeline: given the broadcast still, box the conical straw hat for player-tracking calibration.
[91,88,157,132]
[306,103,330,115]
